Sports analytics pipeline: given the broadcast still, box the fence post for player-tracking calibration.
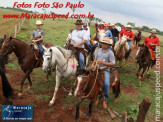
[14,26,17,38]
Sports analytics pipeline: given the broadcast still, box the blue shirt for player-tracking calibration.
[105,30,113,38]
[95,48,115,71]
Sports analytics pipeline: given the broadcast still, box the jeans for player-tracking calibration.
[113,37,117,44]
[104,70,110,101]
[125,41,132,59]
[87,40,98,53]
[38,43,44,57]
[79,52,85,69]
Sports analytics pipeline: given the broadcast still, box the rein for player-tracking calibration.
[81,64,99,99]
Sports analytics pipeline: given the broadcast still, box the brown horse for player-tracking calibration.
[135,44,152,85]
[0,68,13,104]
[0,37,52,97]
[74,68,120,120]
[0,35,8,70]
[134,33,141,45]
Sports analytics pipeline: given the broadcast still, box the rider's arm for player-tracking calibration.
[74,39,87,47]
[34,36,44,42]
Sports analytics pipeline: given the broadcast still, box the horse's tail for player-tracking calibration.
[0,68,13,98]
[112,79,120,99]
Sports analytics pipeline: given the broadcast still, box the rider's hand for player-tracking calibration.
[97,60,103,65]
[74,43,79,47]
[32,40,37,43]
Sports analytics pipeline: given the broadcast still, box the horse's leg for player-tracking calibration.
[146,66,150,77]
[18,70,31,97]
[87,101,94,116]
[45,71,50,82]
[49,75,61,106]
[124,58,128,67]
[27,75,32,90]
[139,66,147,85]
[136,64,141,78]
[75,97,83,120]
[68,76,73,96]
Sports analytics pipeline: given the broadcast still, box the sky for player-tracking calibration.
[0,0,162,31]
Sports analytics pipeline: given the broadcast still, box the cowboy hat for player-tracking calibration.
[110,24,115,27]
[36,20,43,25]
[104,23,110,27]
[126,25,133,28]
[100,37,113,45]
[74,20,84,25]
[151,29,157,34]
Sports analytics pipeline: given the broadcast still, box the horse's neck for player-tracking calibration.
[13,39,30,58]
[0,76,4,98]
[52,47,68,67]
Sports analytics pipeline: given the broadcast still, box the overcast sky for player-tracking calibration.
[0,0,162,30]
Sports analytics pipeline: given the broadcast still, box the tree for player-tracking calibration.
[127,22,135,28]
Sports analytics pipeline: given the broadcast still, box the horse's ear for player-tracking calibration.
[9,36,12,41]
[42,45,47,51]
[4,35,6,39]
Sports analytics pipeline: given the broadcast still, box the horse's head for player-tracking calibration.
[42,46,53,72]
[97,30,106,42]
[0,35,6,49]
[74,69,90,98]
[0,36,15,56]
[135,44,148,62]
[119,36,127,47]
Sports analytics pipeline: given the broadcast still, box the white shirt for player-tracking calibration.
[71,29,87,48]
[83,28,90,40]
[115,26,121,32]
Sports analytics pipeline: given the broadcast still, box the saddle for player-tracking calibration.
[149,49,156,60]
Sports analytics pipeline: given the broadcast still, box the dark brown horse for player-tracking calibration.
[0,68,13,104]
[135,44,152,85]
[0,37,53,97]
[134,32,141,45]
[74,68,120,120]
[0,35,8,70]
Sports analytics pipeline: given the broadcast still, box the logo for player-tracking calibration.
[2,105,33,121]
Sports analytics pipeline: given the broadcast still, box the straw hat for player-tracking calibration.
[36,20,43,25]
[100,37,113,45]
[126,25,133,28]
[110,24,115,27]
[151,29,157,34]
[74,20,83,25]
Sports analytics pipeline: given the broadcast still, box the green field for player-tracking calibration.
[0,9,163,121]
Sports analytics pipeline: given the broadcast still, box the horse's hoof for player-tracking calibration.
[18,93,23,97]
[27,86,32,90]
[44,79,48,82]
[114,98,118,103]
[75,116,79,121]
[86,112,91,116]
[68,92,72,96]
[49,102,54,106]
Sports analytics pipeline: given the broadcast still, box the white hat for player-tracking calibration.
[100,37,113,45]
[36,20,43,25]
[126,25,133,28]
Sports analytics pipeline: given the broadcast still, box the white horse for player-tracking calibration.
[42,46,78,106]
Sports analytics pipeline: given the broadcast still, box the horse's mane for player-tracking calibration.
[0,68,13,98]
[56,46,72,59]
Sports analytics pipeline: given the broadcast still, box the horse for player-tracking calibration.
[0,68,13,104]
[0,35,8,70]
[135,44,152,85]
[0,37,53,97]
[114,36,131,66]
[134,33,141,45]
[42,46,78,106]
[74,67,120,120]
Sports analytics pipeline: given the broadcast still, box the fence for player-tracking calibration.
[14,17,25,38]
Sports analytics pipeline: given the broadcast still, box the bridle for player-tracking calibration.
[0,40,15,56]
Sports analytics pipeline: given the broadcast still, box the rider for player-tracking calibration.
[91,37,115,109]
[110,24,119,45]
[67,20,87,69]
[119,25,134,59]
[31,20,45,58]
[135,27,142,39]
[144,29,160,65]
[104,23,113,38]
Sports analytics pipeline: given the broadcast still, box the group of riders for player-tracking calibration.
[31,19,160,108]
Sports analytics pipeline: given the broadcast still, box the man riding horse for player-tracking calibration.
[119,25,134,60]
[144,29,160,65]
[66,20,87,69]
[134,27,142,45]
[91,37,115,109]
[31,20,45,59]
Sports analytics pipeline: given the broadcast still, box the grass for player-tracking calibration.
[21,25,28,30]
[37,94,51,102]
[17,32,28,41]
